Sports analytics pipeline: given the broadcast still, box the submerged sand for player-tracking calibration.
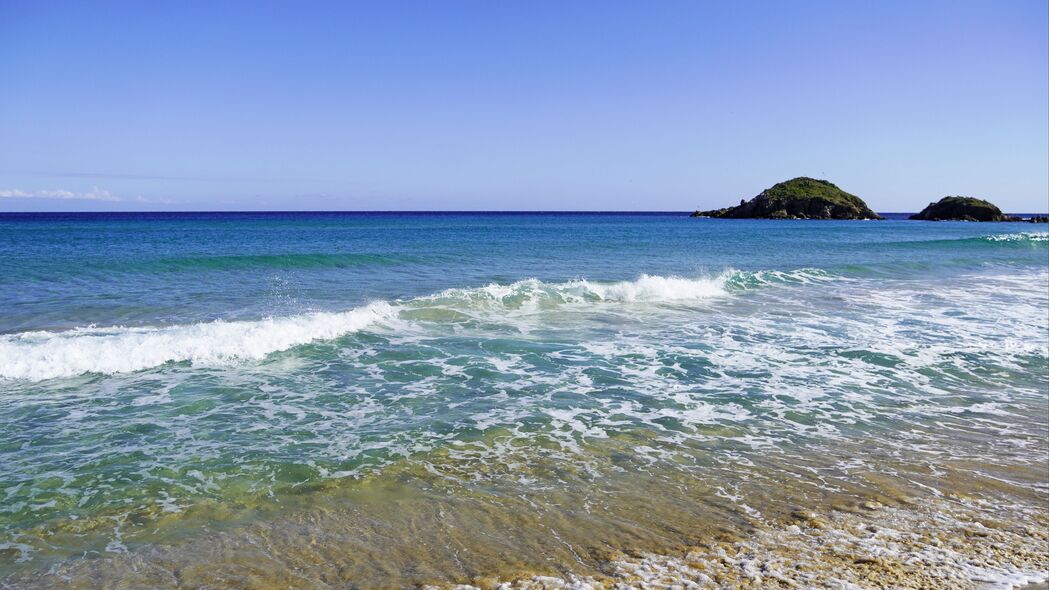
[428,498,1048,590]
[3,435,1046,589]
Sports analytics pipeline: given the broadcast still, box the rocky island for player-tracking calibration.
[692,177,882,220]
[909,196,1046,222]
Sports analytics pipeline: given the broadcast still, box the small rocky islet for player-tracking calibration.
[910,196,1046,222]
[691,177,881,220]
[692,178,1047,222]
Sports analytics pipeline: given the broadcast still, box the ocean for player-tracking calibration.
[0,212,1046,589]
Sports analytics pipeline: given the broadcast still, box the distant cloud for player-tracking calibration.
[0,187,123,201]
[0,186,173,203]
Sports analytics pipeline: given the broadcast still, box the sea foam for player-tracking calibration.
[0,269,826,381]
[0,302,396,381]
[582,273,731,301]
[982,231,1049,242]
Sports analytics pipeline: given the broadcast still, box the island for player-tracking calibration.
[691,177,882,220]
[909,196,1046,222]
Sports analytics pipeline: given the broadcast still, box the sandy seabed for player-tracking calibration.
[432,498,1047,590]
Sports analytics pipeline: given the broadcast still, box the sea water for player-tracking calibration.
[0,212,1046,588]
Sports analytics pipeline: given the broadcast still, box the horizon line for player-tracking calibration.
[4,209,1049,216]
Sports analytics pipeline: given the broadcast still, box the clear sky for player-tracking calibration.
[1,0,1046,212]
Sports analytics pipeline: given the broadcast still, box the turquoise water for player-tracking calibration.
[0,213,1047,586]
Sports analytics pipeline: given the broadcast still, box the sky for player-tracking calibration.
[1,0,1047,212]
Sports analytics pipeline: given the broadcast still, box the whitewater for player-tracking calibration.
[0,270,836,381]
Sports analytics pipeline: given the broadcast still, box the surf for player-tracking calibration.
[0,269,830,381]
[0,302,396,381]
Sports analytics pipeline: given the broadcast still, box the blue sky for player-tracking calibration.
[1,1,1046,212]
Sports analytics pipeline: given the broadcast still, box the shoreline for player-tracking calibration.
[420,499,1048,590]
[1,421,1046,583]
[7,501,1045,589]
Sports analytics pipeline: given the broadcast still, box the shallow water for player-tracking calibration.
[0,213,1046,588]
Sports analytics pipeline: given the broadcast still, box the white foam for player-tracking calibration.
[579,273,731,302]
[427,272,737,310]
[0,273,748,382]
[0,302,396,381]
[983,231,1049,242]
[2,267,1038,388]
[430,501,1049,590]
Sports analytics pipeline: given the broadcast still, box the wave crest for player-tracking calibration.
[0,303,396,381]
[428,273,735,310]
[982,231,1049,243]
[0,269,827,381]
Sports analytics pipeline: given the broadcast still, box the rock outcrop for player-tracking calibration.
[692,178,881,220]
[909,196,1013,221]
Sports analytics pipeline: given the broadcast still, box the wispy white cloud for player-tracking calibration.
[0,188,174,204]
[0,187,123,201]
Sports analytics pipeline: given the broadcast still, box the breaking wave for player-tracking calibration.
[0,303,397,382]
[893,231,1049,248]
[0,269,830,382]
[981,231,1049,242]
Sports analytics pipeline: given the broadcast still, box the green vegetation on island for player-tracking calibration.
[691,177,882,220]
[909,196,1046,222]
